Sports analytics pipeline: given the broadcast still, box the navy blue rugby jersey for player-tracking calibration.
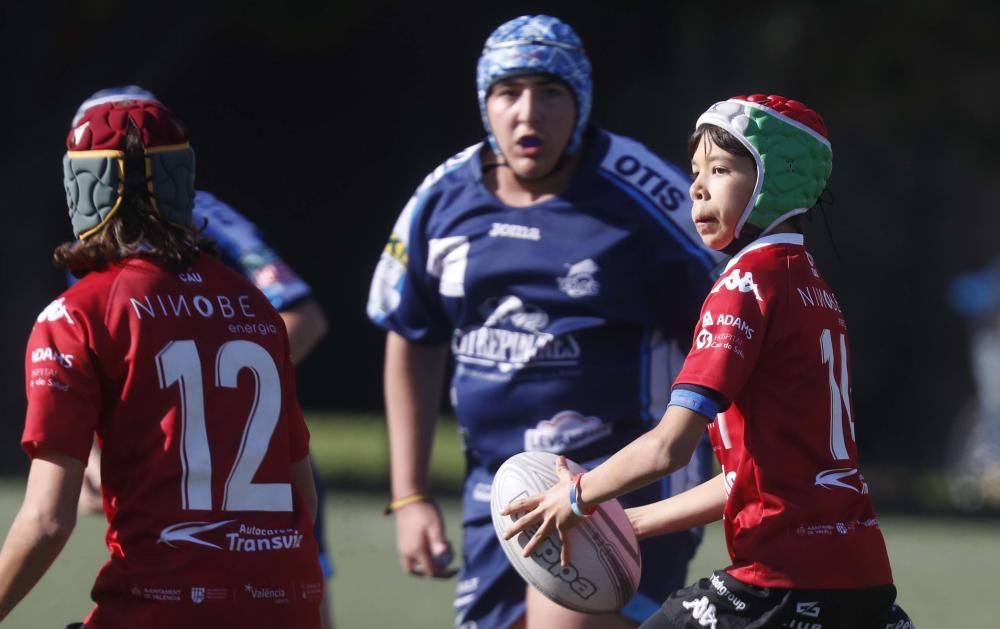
[368,129,722,470]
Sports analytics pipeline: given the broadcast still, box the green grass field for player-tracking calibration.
[1,413,998,627]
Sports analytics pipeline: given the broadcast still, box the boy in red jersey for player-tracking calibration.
[0,100,323,628]
[502,95,913,628]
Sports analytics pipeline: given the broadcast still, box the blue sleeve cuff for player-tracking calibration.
[669,388,719,420]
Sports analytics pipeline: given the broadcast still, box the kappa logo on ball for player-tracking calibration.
[525,524,597,598]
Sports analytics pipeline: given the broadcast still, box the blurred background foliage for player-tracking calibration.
[1,0,999,511]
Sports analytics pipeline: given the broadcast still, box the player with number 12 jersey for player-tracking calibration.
[18,101,322,627]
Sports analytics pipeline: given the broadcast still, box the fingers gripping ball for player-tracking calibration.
[63,100,195,238]
[490,451,641,613]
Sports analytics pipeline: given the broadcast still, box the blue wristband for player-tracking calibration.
[569,473,594,517]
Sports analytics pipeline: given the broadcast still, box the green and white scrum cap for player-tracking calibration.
[63,99,194,239]
[696,94,832,239]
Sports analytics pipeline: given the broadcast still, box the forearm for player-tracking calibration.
[0,508,74,620]
[627,472,727,540]
[383,332,448,498]
[0,451,81,621]
[578,404,708,508]
[280,299,328,365]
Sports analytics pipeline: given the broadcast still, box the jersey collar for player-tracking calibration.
[724,232,804,272]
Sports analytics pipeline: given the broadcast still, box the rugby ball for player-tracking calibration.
[490,451,641,613]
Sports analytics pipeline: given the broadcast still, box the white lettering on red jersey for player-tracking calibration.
[23,255,322,627]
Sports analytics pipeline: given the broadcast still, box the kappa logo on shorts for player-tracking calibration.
[681,596,719,628]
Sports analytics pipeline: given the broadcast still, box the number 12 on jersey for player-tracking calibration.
[156,339,292,512]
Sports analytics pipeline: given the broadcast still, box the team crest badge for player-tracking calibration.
[191,587,206,604]
[557,259,600,298]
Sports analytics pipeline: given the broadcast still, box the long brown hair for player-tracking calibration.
[54,122,214,277]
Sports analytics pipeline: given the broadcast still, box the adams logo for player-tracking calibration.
[31,347,74,368]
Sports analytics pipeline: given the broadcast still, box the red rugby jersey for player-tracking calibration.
[23,254,321,628]
[675,233,893,589]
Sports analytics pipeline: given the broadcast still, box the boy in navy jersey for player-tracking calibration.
[503,95,914,628]
[368,14,720,628]
[0,100,323,627]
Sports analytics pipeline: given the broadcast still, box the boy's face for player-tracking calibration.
[486,74,576,180]
[689,134,757,251]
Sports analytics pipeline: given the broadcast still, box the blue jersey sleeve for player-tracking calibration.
[368,175,452,343]
[194,191,313,311]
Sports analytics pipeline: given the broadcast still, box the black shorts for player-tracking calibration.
[638,570,913,629]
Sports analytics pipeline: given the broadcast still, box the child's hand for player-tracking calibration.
[500,455,582,567]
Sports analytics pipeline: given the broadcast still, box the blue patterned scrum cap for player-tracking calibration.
[476,15,592,155]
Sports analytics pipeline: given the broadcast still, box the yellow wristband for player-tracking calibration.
[383,493,431,516]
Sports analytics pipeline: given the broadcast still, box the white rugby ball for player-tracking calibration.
[490,451,641,614]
